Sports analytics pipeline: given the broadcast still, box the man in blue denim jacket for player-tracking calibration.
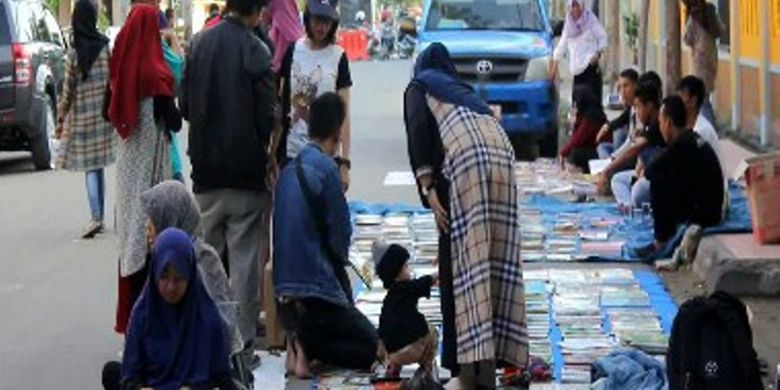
[273,93,378,378]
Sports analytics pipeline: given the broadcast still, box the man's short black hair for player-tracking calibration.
[639,71,663,92]
[662,95,688,129]
[227,0,264,16]
[619,68,639,84]
[303,9,339,45]
[636,80,661,108]
[678,75,707,109]
[208,3,220,13]
[309,93,345,141]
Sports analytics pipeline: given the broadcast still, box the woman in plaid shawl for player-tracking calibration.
[404,43,527,389]
[55,0,116,239]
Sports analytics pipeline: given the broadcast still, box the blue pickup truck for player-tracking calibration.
[417,0,560,157]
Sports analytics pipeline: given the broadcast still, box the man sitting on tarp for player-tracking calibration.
[595,68,640,167]
[638,95,724,259]
[600,81,666,212]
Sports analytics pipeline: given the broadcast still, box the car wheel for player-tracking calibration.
[31,94,55,171]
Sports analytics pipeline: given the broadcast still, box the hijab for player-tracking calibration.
[268,0,305,70]
[140,181,200,236]
[411,43,492,116]
[564,0,599,39]
[122,228,230,390]
[573,86,606,124]
[71,0,109,81]
[109,4,174,139]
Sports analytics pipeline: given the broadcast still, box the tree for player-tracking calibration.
[623,13,639,65]
[665,0,681,96]
[638,0,650,72]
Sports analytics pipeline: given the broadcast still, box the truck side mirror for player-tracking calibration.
[552,19,565,37]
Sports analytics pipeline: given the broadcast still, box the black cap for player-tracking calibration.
[373,242,410,289]
[307,0,339,21]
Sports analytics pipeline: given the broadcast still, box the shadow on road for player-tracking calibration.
[0,153,39,175]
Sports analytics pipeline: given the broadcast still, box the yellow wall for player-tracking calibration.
[715,58,732,125]
[739,66,761,138]
[772,0,780,65]
[739,0,761,60]
[650,0,659,44]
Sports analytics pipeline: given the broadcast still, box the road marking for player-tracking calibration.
[383,171,416,186]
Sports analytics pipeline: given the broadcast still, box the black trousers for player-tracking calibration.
[567,147,599,173]
[573,63,603,102]
[280,298,378,370]
[438,231,459,376]
[650,174,723,242]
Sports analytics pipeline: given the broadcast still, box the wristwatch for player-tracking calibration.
[335,157,351,170]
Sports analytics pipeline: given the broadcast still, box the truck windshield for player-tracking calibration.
[426,0,544,31]
[0,4,11,44]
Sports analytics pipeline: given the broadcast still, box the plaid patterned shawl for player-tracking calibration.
[427,96,528,367]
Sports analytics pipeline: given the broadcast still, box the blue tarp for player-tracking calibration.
[349,183,753,263]
[548,269,678,381]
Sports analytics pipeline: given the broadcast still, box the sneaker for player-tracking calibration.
[81,220,103,239]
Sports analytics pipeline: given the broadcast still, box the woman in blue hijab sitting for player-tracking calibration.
[102,228,236,390]
[404,43,527,389]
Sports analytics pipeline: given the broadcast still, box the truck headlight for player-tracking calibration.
[525,56,550,81]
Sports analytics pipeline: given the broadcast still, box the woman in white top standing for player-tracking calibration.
[548,0,608,101]
[274,0,353,191]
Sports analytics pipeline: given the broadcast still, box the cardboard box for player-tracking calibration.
[738,152,780,244]
[263,261,286,349]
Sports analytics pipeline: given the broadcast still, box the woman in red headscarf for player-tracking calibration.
[108,3,182,334]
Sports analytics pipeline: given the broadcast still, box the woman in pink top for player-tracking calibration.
[268,0,305,72]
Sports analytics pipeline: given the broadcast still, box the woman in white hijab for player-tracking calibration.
[548,0,608,101]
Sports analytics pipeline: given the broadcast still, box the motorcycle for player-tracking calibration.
[397,33,416,59]
[378,22,396,60]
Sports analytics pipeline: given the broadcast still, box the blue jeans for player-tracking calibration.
[86,169,105,222]
[611,170,651,208]
[597,127,628,159]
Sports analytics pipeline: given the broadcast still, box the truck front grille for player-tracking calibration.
[452,57,529,83]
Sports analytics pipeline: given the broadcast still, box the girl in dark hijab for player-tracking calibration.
[560,86,607,173]
[106,228,235,390]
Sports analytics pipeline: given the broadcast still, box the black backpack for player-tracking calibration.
[667,291,764,390]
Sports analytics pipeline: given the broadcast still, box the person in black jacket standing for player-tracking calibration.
[180,0,275,366]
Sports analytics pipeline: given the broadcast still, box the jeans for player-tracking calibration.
[86,169,105,222]
[611,171,651,208]
[597,127,628,159]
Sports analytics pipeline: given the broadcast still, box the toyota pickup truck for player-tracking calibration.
[418,0,560,156]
